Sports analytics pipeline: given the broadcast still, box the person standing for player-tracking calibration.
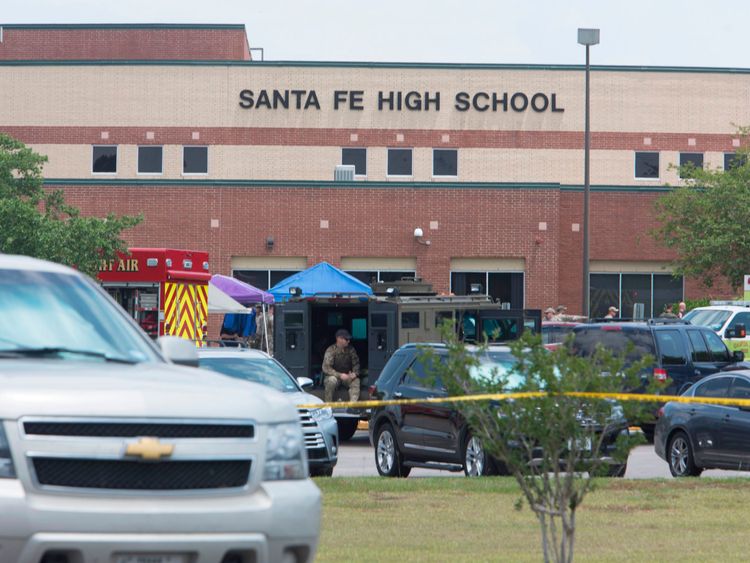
[660,304,678,318]
[255,304,274,355]
[554,305,568,321]
[544,307,556,321]
[322,329,360,403]
[678,302,687,318]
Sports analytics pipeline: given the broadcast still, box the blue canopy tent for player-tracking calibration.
[268,262,373,301]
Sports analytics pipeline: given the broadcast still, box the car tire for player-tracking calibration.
[375,422,411,478]
[310,466,334,477]
[667,431,703,478]
[607,463,627,478]
[337,418,359,442]
[463,433,496,477]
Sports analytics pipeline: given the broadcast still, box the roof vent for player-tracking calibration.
[334,165,355,181]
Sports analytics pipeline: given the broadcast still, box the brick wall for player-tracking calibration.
[0,26,249,60]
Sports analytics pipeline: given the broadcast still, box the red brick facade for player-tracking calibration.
[0,25,250,61]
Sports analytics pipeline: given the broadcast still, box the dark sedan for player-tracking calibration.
[655,371,750,477]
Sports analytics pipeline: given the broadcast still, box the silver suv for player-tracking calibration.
[197,348,339,477]
[0,255,320,563]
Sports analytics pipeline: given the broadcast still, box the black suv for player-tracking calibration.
[368,343,629,477]
[571,320,746,436]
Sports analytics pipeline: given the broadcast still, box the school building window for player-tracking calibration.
[345,270,417,285]
[232,269,302,291]
[92,145,117,174]
[433,149,458,176]
[387,148,413,176]
[138,146,163,174]
[450,271,524,309]
[679,152,703,177]
[724,152,747,170]
[589,273,683,319]
[183,146,208,174]
[634,152,659,179]
[342,148,367,176]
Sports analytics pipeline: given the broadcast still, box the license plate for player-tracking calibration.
[567,437,592,451]
[115,555,187,563]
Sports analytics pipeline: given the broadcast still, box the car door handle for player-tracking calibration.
[393,392,403,398]
[694,370,701,376]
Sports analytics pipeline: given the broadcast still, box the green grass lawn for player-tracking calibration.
[316,477,750,562]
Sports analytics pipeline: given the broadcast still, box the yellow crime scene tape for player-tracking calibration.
[298,391,750,410]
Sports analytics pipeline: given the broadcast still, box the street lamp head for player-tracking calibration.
[577,28,600,46]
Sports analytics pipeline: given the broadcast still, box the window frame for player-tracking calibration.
[432,148,458,178]
[182,145,209,176]
[137,145,164,176]
[589,272,684,319]
[341,147,367,178]
[694,376,732,398]
[449,270,526,309]
[91,145,118,175]
[634,151,660,180]
[386,147,414,178]
[678,152,704,178]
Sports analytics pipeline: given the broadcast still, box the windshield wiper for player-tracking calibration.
[0,347,138,364]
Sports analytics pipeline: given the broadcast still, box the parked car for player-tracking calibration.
[570,319,746,438]
[368,343,629,478]
[655,371,750,477]
[0,254,320,562]
[198,348,338,477]
[683,304,750,354]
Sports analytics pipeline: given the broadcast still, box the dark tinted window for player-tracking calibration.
[727,312,750,332]
[590,274,619,319]
[183,146,208,174]
[694,377,731,398]
[379,271,416,282]
[571,327,655,365]
[433,149,458,176]
[233,270,269,290]
[138,146,163,174]
[724,152,747,170]
[687,331,710,362]
[269,270,301,287]
[342,148,366,176]
[435,311,454,328]
[679,153,703,177]
[653,275,683,318]
[654,330,687,365]
[371,314,387,328]
[346,271,377,285]
[403,356,443,389]
[401,312,420,329]
[387,148,413,176]
[634,152,659,179]
[704,330,730,362]
[621,274,651,320]
[730,377,750,399]
[482,318,520,343]
[285,312,304,328]
[92,145,117,173]
[542,325,576,345]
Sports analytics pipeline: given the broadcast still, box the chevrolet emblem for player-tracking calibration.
[125,437,175,461]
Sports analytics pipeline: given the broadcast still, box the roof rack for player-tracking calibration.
[709,300,750,307]
[647,318,691,325]
[201,339,251,348]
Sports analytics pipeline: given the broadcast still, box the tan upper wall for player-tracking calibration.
[2,65,750,133]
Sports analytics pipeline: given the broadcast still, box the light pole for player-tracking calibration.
[577,28,599,318]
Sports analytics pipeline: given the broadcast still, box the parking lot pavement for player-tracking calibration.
[334,431,749,479]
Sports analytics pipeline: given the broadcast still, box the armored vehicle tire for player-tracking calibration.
[337,417,359,441]
[375,423,411,478]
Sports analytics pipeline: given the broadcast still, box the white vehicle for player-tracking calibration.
[684,304,750,354]
[0,255,320,563]
[197,348,339,477]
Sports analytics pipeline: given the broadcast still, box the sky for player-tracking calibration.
[4,0,750,68]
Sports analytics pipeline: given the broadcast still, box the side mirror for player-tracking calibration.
[158,336,199,367]
[297,377,314,389]
[733,350,745,363]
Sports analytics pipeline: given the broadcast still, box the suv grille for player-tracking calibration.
[297,408,318,429]
[32,458,251,490]
[23,421,254,439]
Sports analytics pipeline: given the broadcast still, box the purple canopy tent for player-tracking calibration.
[210,275,274,353]
[210,275,274,305]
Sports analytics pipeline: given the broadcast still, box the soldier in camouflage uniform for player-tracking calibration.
[322,328,360,403]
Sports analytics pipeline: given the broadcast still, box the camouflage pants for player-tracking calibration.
[324,375,360,403]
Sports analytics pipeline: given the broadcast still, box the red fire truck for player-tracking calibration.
[98,248,210,344]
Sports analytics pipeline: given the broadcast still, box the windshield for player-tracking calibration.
[0,269,160,363]
[199,356,300,393]
[468,350,524,390]
[683,309,732,332]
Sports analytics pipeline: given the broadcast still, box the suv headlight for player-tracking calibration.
[310,406,333,422]
[263,422,306,481]
[0,425,16,479]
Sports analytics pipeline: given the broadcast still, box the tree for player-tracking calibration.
[653,136,750,291]
[0,134,141,277]
[423,328,658,563]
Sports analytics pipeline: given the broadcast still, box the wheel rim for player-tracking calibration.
[465,436,485,476]
[670,436,689,476]
[377,430,395,474]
